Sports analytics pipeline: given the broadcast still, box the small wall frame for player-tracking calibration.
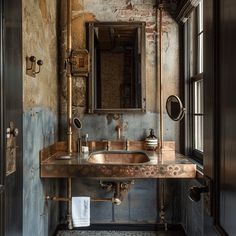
[71,49,90,77]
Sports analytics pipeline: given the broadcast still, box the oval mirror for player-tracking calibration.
[73,117,82,129]
[166,95,185,121]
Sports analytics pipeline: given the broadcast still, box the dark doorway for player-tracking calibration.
[204,0,236,235]
[0,0,23,235]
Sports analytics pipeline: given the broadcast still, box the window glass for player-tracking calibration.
[198,1,203,33]
[198,33,203,73]
[194,115,203,152]
[194,80,203,114]
[193,79,203,152]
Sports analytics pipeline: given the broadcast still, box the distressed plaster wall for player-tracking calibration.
[59,0,179,146]
[23,0,59,235]
[59,0,181,225]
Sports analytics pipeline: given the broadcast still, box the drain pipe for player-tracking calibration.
[66,0,73,230]
[46,181,133,228]
[66,0,73,156]
[158,0,163,149]
[45,181,132,206]
[156,0,167,229]
[46,196,120,204]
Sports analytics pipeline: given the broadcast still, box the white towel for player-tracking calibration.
[72,197,90,227]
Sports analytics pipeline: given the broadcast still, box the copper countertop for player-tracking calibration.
[40,142,197,179]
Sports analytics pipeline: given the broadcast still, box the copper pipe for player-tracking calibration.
[46,196,70,202]
[159,179,165,224]
[67,0,72,155]
[114,182,121,198]
[158,2,163,149]
[67,178,73,229]
[156,0,166,226]
[46,195,113,203]
[66,0,73,229]
[91,198,113,202]
[67,0,72,51]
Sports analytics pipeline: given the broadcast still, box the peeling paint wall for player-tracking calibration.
[23,0,59,235]
[59,0,179,145]
[59,0,180,225]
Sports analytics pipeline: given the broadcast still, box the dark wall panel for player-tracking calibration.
[3,0,23,235]
[204,0,215,181]
[0,1,4,235]
[203,0,236,234]
[219,0,236,234]
[203,1,219,234]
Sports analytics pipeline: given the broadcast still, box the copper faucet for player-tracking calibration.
[126,139,129,151]
[116,125,122,140]
[107,141,111,151]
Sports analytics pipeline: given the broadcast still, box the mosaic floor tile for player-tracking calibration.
[56,230,184,236]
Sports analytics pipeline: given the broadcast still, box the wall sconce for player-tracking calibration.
[26,56,43,78]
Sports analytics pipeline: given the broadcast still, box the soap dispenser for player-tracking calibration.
[82,134,89,153]
[145,129,158,151]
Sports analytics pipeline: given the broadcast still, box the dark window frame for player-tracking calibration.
[183,1,204,164]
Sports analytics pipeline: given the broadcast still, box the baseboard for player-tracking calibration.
[56,223,185,233]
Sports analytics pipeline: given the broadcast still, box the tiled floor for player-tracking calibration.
[56,230,185,236]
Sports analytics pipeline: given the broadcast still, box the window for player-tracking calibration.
[185,0,204,162]
[193,77,203,153]
[197,0,203,74]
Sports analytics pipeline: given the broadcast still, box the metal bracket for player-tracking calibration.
[70,49,89,77]
[204,175,213,216]
[6,121,19,176]
[26,56,43,78]
[188,175,212,216]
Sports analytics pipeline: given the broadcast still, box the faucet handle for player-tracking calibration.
[107,141,111,151]
[126,140,129,151]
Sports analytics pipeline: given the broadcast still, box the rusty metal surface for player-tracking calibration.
[40,142,196,179]
[6,137,17,176]
[6,121,19,176]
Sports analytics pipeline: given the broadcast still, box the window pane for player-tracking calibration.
[194,80,203,114]
[198,0,203,33]
[194,115,203,152]
[198,33,203,73]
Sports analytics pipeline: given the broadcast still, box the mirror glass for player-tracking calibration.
[166,95,185,121]
[87,22,146,113]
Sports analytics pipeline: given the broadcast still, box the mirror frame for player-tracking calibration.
[86,21,146,114]
[166,95,185,121]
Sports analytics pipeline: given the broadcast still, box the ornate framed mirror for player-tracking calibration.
[87,22,146,113]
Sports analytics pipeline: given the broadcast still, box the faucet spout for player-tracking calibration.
[116,125,122,140]
[107,141,111,151]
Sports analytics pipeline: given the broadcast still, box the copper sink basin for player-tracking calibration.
[88,150,150,164]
